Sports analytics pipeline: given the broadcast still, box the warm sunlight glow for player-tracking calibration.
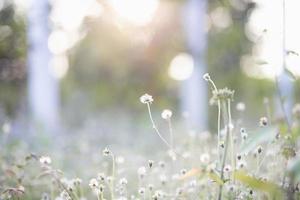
[50,55,69,79]
[109,0,159,26]
[243,0,300,79]
[51,0,102,31]
[48,30,70,55]
[168,53,194,81]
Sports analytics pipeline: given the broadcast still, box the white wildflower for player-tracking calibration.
[39,156,52,165]
[203,73,211,81]
[140,94,153,104]
[161,109,172,119]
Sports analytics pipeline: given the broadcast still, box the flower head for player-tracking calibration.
[39,156,52,165]
[259,117,268,127]
[102,147,111,156]
[161,109,172,119]
[203,73,211,81]
[210,87,234,105]
[140,94,153,104]
[119,178,128,185]
[89,178,99,189]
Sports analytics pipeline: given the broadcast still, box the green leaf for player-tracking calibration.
[234,170,283,199]
[240,127,277,154]
[208,172,224,185]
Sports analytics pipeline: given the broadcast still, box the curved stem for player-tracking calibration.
[146,103,172,148]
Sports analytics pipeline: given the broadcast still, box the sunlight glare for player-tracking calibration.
[109,0,159,26]
[244,0,300,79]
[168,53,194,81]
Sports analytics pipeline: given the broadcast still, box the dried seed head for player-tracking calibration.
[237,160,247,169]
[240,128,246,134]
[259,117,268,127]
[180,169,187,175]
[256,146,263,154]
[97,173,106,182]
[140,94,153,104]
[220,141,225,148]
[224,165,232,172]
[102,147,111,156]
[138,187,145,195]
[148,160,154,168]
[89,178,98,189]
[99,184,105,193]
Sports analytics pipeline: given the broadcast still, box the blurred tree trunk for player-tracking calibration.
[182,0,207,131]
[27,0,59,132]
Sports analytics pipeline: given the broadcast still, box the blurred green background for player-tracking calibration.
[0,0,299,136]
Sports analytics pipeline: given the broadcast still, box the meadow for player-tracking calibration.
[1,73,300,200]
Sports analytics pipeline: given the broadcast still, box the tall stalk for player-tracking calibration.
[218,100,230,200]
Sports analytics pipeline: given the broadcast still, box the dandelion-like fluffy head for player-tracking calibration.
[140,94,153,104]
[161,109,172,119]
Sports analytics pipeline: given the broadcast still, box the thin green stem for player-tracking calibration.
[167,118,174,150]
[111,154,115,200]
[217,100,221,168]
[227,99,235,181]
[218,100,230,200]
[146,103,172,148]
[208,78,221,168]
